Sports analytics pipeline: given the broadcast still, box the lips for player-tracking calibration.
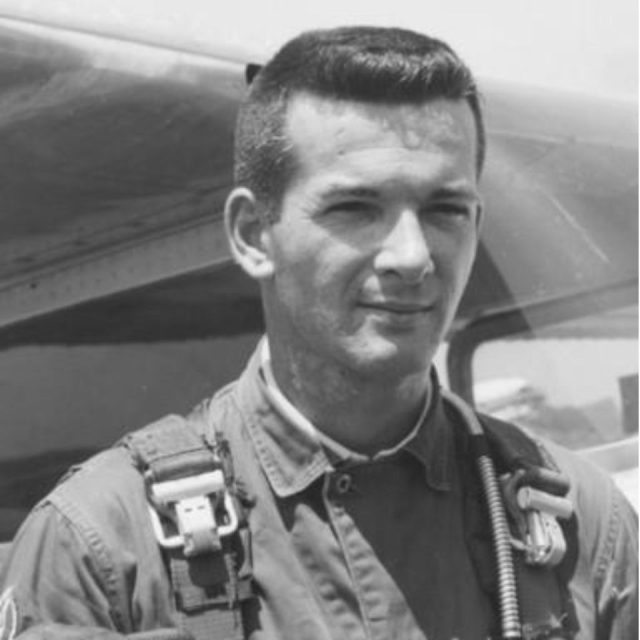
[358,300,433,314]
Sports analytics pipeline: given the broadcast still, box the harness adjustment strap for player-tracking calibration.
[123,412,254,640]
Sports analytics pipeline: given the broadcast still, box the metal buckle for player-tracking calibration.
[515,486,572,566]
[147,470,238,557]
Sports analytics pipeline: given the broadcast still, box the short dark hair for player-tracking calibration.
[234,26,485,217]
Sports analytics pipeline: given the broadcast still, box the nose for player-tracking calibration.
[374,209,434,283]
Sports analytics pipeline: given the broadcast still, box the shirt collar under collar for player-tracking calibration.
[259,339,431,464]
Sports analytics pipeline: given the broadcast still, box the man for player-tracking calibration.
[1,26,637,640]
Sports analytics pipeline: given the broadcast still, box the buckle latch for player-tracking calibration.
[147,470,238,557]
[515,486,573,566]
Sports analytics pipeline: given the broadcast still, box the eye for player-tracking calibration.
[326,200,379,219]
[418,201,476,230]
[433,202,471,217]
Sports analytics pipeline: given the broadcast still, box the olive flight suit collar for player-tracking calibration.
[233,344,455,498]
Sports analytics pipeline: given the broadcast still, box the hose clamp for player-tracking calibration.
[513,486,573,566]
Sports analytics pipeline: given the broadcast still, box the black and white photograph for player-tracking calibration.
[0,1,637,638]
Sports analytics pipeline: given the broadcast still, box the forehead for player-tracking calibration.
[283,92,477,172]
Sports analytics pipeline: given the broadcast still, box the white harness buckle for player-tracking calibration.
[147,470,238,557]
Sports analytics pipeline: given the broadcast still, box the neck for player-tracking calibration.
[267,340,432,455]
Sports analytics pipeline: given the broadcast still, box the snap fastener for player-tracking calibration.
[335,473,352,495]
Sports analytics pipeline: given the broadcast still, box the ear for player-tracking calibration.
[224,187,274,280]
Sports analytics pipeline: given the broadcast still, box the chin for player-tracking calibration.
[343,336,434,380]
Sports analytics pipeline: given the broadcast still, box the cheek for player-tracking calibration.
[443,229,477,268]
[433,235,477,294]
[287,238,362,286]
[274,253,332,313]
[270,220,373,311]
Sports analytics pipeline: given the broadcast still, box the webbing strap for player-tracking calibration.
[123,411,254,640]
[169,551,247,640]
[515,563,573,640]
[125,415,218,483]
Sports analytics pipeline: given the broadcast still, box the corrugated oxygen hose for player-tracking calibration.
[443,390,522,640]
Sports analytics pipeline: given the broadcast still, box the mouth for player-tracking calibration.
[358,301,434,315]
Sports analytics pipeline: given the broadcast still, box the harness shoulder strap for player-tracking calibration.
[479,412,580,640]
[121,405,254,640]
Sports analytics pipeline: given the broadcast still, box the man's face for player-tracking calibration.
[259,93,481,379]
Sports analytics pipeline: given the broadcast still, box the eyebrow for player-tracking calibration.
[323,184,480,204]
[429,185,481,204]
[323,186,381,200]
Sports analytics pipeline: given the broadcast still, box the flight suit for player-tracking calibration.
[1,347,637,639]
